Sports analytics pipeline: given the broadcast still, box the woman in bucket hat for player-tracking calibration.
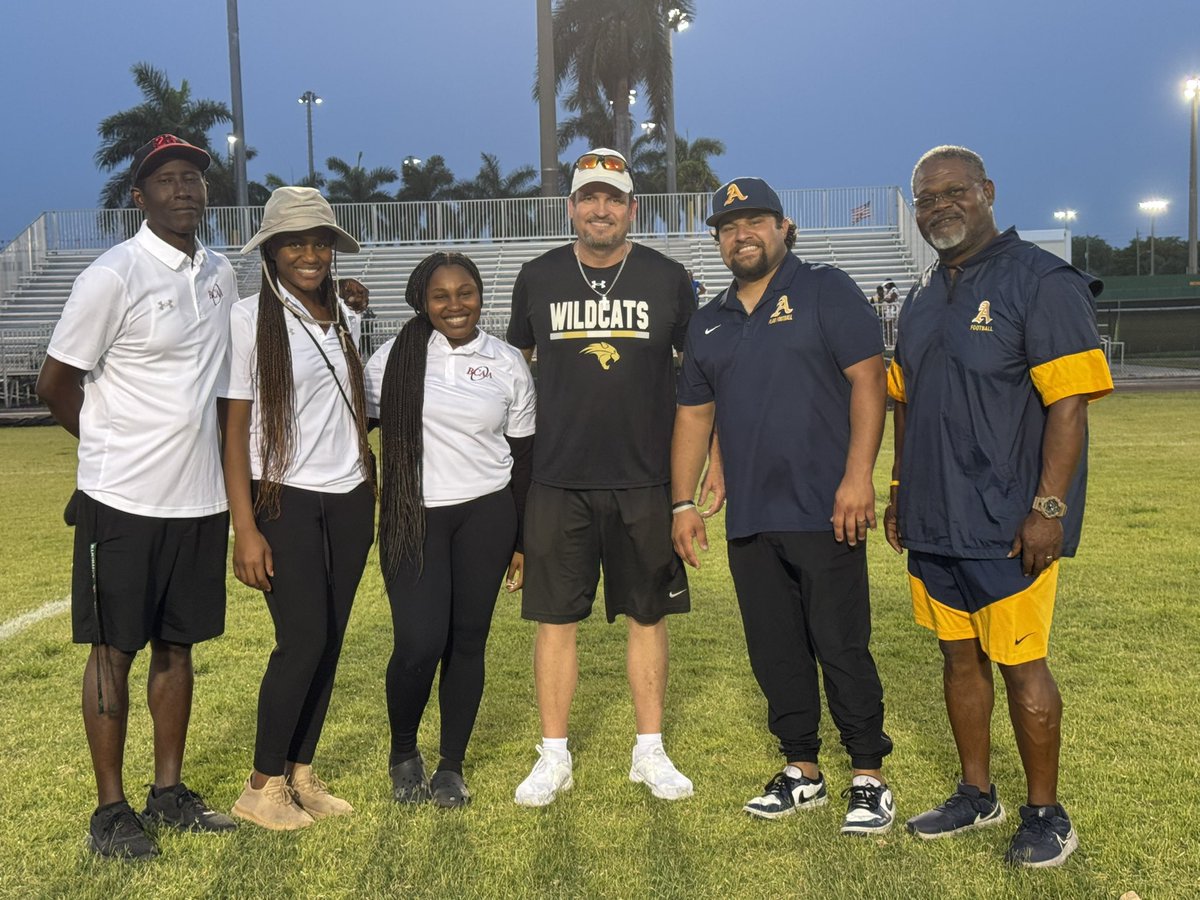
[221,187,376,829]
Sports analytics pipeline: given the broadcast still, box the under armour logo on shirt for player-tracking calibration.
[591,279,607,291]
[156,299,175,311]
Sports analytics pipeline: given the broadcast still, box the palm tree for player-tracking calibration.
[631,134,725,194]
[547,0,696,159]
[323,153,399,242]
[95,62,232,209]
[395,155,458,242]
[454,153,541,239]
[557,85,617,151]
[324,153,399,204]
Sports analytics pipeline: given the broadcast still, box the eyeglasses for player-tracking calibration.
[575,153,628,174]
[913,182,980,211]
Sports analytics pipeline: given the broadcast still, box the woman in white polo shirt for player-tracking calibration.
[364,252,535,808]
[220,187,375,830]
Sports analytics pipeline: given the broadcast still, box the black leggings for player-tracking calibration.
[252,481,374,775]
[385,488,516,765]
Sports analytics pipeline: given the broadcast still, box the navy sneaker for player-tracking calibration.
[1005,804,1079,868]
[89,801,159,860]
[906,781,1005,839]
[142,783,237,833]
[840,780,896,835]
[743,770,828,819]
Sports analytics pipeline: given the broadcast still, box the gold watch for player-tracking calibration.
[1031,495,1067,519]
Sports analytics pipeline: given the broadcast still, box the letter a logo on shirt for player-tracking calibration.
[768,295,794,324]
[724,183,749,207]
[971,300,993,325]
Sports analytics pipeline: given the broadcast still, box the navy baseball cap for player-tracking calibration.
[130,134,211,184]
[706,177,784,227]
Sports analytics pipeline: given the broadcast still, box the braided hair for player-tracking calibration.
[378,251,485,576]
[253,248,375,519]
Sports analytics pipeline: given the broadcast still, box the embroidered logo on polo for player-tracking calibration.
[156,298,175,311]
[768,295,794,325]
[970,300,993,332]
[724,183,749,206]
[580,342,621,370]
[466,365,493,381]
[208,283,224,305]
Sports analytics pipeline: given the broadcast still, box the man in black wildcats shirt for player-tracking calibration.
[507,148,698,807]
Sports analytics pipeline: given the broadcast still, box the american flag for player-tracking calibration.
[850,200,872,224]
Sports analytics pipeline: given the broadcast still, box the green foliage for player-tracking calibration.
[2,392,1197,897]
[631,134,725,194]
[324,153,399,204]
[1072,234,1194,275]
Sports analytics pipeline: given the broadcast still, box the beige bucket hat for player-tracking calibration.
[241,186,360,255]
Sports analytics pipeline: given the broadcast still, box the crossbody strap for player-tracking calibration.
[284,304,358,420]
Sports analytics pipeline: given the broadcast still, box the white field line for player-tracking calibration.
[0,598,69,641]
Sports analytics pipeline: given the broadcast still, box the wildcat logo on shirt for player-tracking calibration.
[970,300,993,332]
[768,295,793,325]
[467,365,493,381]
[580,342,620,370]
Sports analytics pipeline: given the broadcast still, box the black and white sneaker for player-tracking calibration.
[89,801,159,860]
[1004,804,1079,868]
[743,770,828,819]
[142,783,237,833]
[840,779,895,835]
[905,781,1005,840]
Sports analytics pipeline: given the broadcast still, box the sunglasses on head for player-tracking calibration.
[575,153,628,174]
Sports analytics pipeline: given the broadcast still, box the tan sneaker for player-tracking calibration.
[289,764,354,818]
[231,775,315,831]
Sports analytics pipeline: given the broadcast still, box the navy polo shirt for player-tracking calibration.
[888,229,1113,559]
[678,253,883,540]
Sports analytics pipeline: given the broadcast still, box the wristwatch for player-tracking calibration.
[1031,495,1067,519]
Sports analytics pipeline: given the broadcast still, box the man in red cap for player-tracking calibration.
[37,134,239,859]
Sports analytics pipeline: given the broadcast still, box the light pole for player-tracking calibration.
[664,8,689,196]
[298,90,322,185]
[1185,76,1199,274]
[225,0,248,208]
[1053,209,1077,266]
[1139,199,1168,276]
[226,133,237,165]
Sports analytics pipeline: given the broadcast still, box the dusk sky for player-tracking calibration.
[3,0,1197,248]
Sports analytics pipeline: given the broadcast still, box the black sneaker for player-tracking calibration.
[840,780,896,835]
[142,783,237,833]
[743,770,828,819]
[1005,804,1079,868]
[906,781,1005,839]
[89,801,159,860]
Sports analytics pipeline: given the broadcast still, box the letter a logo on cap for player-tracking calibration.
[724,183,749,207]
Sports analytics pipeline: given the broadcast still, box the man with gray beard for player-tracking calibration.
[507,148,699,807]
[885,145,1112,867]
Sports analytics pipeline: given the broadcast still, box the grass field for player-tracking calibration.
[1,391,1197,899]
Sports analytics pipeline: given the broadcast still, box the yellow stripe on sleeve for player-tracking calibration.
[886,359,906,402]
[1030,348,1114,406]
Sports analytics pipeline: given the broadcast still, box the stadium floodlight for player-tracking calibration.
[1060,210,1080,266]
[1139,199,1168,276]
[298,91,322,185]
[1054,209,1089,269]
[1185,76,1200,274]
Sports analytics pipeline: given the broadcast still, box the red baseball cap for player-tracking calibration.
[130,134,211,183]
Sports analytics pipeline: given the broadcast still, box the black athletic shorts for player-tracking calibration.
[521,483,689,625]
[69,490,229,652]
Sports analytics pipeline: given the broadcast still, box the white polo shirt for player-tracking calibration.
[47,221,236,518]
[221,289,364,493]
[365,329,536,507]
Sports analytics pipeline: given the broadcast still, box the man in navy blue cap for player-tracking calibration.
[671,177,896,835]
[38,134,239,859]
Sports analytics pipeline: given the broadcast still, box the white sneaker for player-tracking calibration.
[629,746,694,800]
[514,744,573,807]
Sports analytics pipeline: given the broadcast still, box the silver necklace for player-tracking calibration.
[576,241,631,302]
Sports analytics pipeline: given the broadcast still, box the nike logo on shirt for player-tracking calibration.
[704,325,722,334]
[669,589,687,598]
